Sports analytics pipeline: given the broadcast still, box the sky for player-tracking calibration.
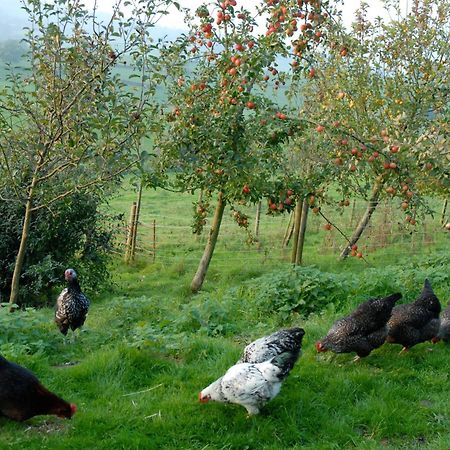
[81,0,410,30]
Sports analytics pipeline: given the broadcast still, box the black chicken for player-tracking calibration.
[386,279,441,353]
[0,355,76,421]
[316,293,402,360]
[55,268,90,338]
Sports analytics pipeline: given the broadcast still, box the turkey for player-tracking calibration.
[316,292,402,360]
[199,350,300,416]
[238,327,305,365]
[386,279,441,352]
[0,355,76,421]
[433,301,450,343]
[55,268,90,339]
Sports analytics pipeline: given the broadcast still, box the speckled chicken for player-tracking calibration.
[199,350,300,415]
[55,268,90,337]
[316,292,402,360]
[386,279,441,352]
[238,327,305,366]
[0,355,76,421]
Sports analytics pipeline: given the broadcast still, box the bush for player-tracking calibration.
[0,192,120,305]
[174,252,449,336]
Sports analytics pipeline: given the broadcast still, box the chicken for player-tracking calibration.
[55,268,90,338]
[316,292,402,360]
[0,355,76,421]
[199,350,300,415]
[435,301,450,343]
[386,279,441,352]
[238,327,305,365]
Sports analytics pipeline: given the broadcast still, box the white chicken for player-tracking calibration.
[199,350,299,415]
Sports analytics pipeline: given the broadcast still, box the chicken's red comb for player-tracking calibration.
[70,403,77,415]
[315,341,326,352]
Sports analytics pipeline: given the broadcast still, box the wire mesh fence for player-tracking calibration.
[110,189,449,271]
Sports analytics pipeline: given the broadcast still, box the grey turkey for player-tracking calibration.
[435,301,450,343]
[386,279,441,352]
[238,327,305,366]
[316,292,402,360]
[199,350,300,415]
[55,268,90,338]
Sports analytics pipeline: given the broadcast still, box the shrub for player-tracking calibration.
[0,192,119,305]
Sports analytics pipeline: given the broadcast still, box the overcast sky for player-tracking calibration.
[82,0,408,30]
[5,0,410,31]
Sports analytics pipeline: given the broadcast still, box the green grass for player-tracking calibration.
[0,251,449,449]
[0,185,449,449]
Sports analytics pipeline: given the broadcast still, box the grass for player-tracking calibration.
[0,185,449,449]
[0,250,449,449]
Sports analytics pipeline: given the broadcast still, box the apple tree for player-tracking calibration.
[156,0,338,291]
[0,0,172,306]
[290,0,449,258]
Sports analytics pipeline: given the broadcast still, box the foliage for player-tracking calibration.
[176,250,450,335]
[0,0,171,303]
[0,191,119,305]
[290,0,449,226]
[157,0,338,222]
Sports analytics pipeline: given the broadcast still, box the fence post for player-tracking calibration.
[254,201,262,239]
[152,219,156,263]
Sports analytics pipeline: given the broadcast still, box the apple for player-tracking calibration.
[390,145,399,153]
[246,101,256,109]
[316,124,325,133]
[324,223,332,231]
[242,184,250,194]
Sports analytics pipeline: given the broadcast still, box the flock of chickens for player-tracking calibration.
[0,273,449,422]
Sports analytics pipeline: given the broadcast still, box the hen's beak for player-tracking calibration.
[315,341,327,353]
[198,392,209,403]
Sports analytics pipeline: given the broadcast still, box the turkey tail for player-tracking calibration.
[271,350,300,380]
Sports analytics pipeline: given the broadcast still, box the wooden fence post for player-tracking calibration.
[152,219,156,263]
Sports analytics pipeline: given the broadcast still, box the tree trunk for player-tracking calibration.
[290,200,303,263]
[191,192,226,293]
[441,199,448,226]
[130,183,143,261]
[9,186,37,308]
[340,177,383,259]
[295,198,309,265]
[282,211,294,247]
[125,202,137,264]
[254,201,262,239]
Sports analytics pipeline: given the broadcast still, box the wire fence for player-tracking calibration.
[112,193,449,271]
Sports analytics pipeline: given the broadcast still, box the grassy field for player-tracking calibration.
[0,186,449,449]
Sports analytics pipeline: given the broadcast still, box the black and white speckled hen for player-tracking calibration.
[386,279,441,353]
[55,268,90,338]
[435,301,450,343]
[316,292,402,360]
[199,350,300,415]
[238,327,305,366]
[0,355,76,421]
